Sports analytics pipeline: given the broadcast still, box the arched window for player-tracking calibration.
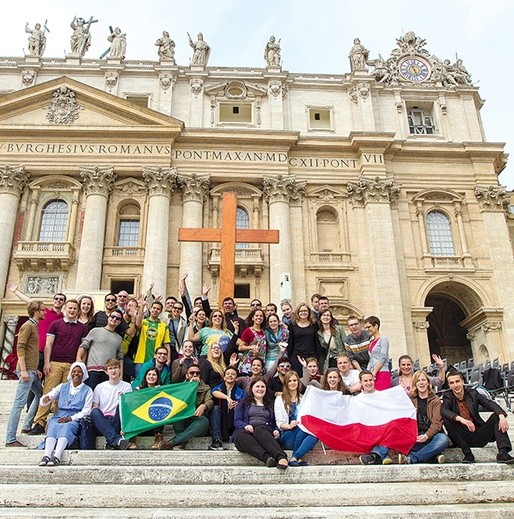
[38,200,68,242]
[236,206,249,249]
[117,203,140,247]
[316,208,341,252]
[426,211,455,256]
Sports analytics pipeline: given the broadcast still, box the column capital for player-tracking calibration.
[142,167,177,197]
[347,176,400,207]
[474,185,509,212]
[80,166,116,197]
[263,174,302,204]
[0,165,30,196]
[2,314,19,327]
[176,172,210,202]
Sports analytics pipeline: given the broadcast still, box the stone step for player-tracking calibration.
[1,463,512,485]
[2,504,514,519]
[0,444,508,465]
[0,481,513,508]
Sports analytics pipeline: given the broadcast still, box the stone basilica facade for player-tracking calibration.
[0,27,512,368]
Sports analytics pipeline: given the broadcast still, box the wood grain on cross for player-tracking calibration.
[178,192,279,303]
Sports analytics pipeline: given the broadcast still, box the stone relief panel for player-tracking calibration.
[46,86,82,124]
[25,275,61,295]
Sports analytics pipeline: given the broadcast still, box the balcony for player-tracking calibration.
[208,246,264,278]
[103,247,145,266]
[14,242,75,271]
[423,255,475,271]
[307,252,353,270]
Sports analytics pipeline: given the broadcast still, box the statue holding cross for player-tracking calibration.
[70,16,97,57]
[179,192,279,304]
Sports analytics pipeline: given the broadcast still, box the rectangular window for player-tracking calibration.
[219,103,252,124]
[118,220,139,247]
[111,279,134,295]
[234,284,250,299]
[308,107,332,130]
[408,106,435,135]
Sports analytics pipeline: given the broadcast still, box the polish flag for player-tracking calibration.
[298,385,417,454]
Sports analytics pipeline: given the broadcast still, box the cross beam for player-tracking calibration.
[178,192,279,303]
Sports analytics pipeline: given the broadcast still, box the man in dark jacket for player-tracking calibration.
[441,371,514,464]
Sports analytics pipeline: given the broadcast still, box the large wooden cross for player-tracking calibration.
[178,192,279,303]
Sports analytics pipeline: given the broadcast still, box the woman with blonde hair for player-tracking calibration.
[287,302,319,376]
[77,295,95,328]
[275,370,318,466]
[398,370,449,464]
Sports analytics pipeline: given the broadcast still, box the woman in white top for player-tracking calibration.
[274,371,318,466]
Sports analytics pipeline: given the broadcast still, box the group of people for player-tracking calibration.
[5,280,514,468]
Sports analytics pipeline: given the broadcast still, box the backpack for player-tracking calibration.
[482,368,503,391]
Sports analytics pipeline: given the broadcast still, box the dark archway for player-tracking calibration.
[423,278,487,365]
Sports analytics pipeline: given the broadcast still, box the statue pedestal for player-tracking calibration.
[65,54,82,65]
[190,65,206,72]
[105,59,123,66]
[23,56,41,64]
[266,66,282,73]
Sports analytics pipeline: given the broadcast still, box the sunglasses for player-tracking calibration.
[279,364,291,369]
[109,315,122,321]
[189,371,201,376]
[54,297,65,301]
[106,298,116,303]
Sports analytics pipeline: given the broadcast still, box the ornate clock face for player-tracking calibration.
[399,57,431,82]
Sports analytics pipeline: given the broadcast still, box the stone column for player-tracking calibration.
[263,175,303,305]
[76,166,116,290]
[24,187,40,240]
[0,165,30,291]
[1,315,19,364]
[176,173,210,299]
[289,182,307,302]
[347,176,407,358]
[475,185,514,360]
[142,167,176,298]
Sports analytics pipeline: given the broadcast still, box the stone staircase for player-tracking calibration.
[1,380,514,518]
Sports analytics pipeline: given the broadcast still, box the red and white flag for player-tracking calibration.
[298,385,417,454]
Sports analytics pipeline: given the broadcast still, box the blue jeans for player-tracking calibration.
[371,445,390,460]
[210,405,222,440]
[409,433,449,463]
[89,408,122,447]
[281,427,318,459]
[5,370,42,444]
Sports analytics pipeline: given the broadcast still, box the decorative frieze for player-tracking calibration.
[26,275,60,295]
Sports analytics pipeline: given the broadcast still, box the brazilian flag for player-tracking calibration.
[120,382,198,439]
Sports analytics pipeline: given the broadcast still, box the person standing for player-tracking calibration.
[363,316,391,390]
[76,309,124,390]
[7,283,65,374]
[28,299,88,435]
[5,300,45,447]
[343,315,371,371]
[287,303,319,376]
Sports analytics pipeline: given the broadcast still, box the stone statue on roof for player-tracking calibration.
[107,27,127,60]
[25,22,46,57]
[155,31,176,63]
[188,32,210,66]
[349,38,369,72]
[264,36,281,67]
[70,16,97,57]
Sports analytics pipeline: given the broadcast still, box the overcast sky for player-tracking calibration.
[2,0,512,189]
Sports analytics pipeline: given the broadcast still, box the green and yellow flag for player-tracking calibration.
[120,382,198,439]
